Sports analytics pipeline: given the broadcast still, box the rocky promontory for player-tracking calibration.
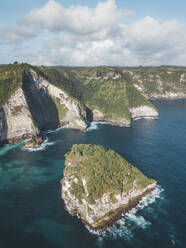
[61,144,157,230]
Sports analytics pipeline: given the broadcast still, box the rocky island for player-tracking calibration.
[61,144,157,230]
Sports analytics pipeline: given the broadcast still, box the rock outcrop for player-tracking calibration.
[26,69,87,130]
[61,144,157,230]
[0,66,87,144]
[92,109,131,126]
[2,64,186,145]
[24,135,44,148]
[129,106,158,119]
[0,88,39,144]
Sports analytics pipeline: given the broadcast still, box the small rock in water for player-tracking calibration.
[24,135,44,148]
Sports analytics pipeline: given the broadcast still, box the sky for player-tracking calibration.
[1,0,186,66]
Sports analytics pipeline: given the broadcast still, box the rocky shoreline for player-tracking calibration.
[61,144,157,232]
[75,187,155,231]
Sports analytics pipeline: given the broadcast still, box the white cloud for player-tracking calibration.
[1,0,186,66]
[1,0,130,43]
[30,15,186,66]
[22,0,130,34]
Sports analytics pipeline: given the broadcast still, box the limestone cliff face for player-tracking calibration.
[121,68,186,99]
[151,92,186,99]
[0,67,87,144]
[0,88,39,143]
[62,172,156,228]
[61,144,157,229]
[129,106,158,119]
[92,109,131,126]
[28,69,87,130]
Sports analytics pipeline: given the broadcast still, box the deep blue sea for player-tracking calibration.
[1,99,186,248]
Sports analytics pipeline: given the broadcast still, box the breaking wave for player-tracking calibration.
[87,185,164,240]
[86,122,99,131]
[22,137,55,152]
[42,125,69,134]
[133,117,158,121]
[86,121,130,132]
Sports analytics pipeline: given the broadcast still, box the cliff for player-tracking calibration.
[61,144,157,230]
[119,66,186,99]
[1,63,186,144]
[25,68,87,130]
[54,66,158,125]
[0,88,38,143]
[0,64,87,144]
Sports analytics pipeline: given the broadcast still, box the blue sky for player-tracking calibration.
[2,0,186,21]
[1,0,186,66]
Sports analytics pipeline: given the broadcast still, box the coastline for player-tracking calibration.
[70,187,155,231]
[1,96,185,147]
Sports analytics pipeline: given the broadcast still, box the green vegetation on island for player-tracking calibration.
[62,144,156,205]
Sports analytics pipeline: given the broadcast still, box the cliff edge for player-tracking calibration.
[61,144,157,230]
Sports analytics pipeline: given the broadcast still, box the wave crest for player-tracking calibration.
[87,185,164,240]
[22,138,55,152]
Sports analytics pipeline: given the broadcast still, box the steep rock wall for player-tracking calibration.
[62,176,156,227]
[92,109,131,126]
[129,106,158,119]
[25,69,87,130]
[0,88,39,143]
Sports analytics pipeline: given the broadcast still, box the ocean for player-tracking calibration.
[0,99,186,248]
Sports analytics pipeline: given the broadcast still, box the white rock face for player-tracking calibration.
[29,69,87,130]
[62,174,156,226]
[92,109,131,126]
[152,92,186,99]
[0,88,38,142]
[0,68,87,144]
[129,106,158,119]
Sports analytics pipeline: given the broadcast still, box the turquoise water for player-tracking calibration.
[0,99,186,248]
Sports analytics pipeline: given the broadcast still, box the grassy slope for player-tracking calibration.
[63,144,156,205]
[0,64,29,107]
[54,66,156,121]
[1,64,186,121]
[119,66,186,97]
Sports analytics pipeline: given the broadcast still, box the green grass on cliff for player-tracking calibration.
[126,82,157,110]
[0,63,28,107]
[1,64,186,122]
[63,144,156,205]
[119,66,186,97]
[53,66,156,121]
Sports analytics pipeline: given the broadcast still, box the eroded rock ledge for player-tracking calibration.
[61,144,157,230]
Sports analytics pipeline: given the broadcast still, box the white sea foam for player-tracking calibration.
[55,125,69,132]
[22,137,55,152]
[133,116,158,121]
[86,121,130,132]
[42,130,55,134]
[86,122,99,131]
[87,185,164,240]
[42,125,69,134]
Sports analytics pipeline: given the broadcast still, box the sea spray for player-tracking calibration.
[22,137,55,152]
[42,125,69,134]
[133,116,158,121]
[86,121,130,132]
[87,185,164,240]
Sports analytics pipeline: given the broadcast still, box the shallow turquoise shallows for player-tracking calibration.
[0,99,186,248]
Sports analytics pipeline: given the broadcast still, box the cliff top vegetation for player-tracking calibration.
[0,63,29,107]
[62,144,156,205]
